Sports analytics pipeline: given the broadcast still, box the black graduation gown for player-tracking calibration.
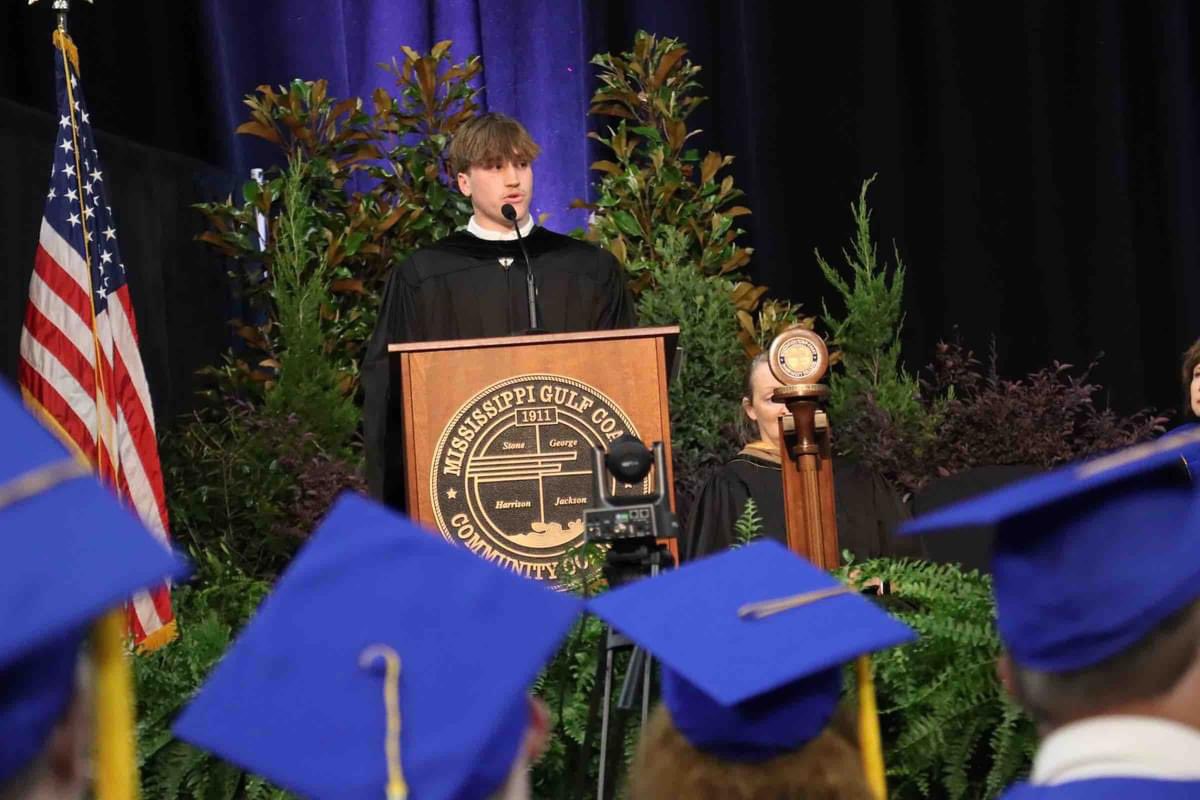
[362,227,636,508]
[684,448,921,562]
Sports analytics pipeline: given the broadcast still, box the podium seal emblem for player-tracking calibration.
[431,374,644,584]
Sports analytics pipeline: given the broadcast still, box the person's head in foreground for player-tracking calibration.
[902,425,1200,798]
[450,112,541,234]
[588,539,916,800]
[173,492,581,800]
[0,381,188,800]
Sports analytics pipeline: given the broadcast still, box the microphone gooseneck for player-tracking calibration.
[502,203,542,333]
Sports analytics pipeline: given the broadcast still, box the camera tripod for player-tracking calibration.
[594,541,674,800]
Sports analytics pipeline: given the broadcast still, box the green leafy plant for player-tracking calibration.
[136,557,295,799]
[361,43,480,252]
[161,395,365,583]
[636,229,746,485]
[196,78,377,397]
[737,296,817,358]
[195,43,479,400]
[840,557,1037,799]
[733,497,763,546]
[265,155,360,449]
[532,613,605,796]
[818,176,925,433]
[579,30,799,356]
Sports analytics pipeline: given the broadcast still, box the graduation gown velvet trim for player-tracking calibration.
[362,227,636,508]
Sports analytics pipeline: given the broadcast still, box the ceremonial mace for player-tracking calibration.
[767,327,889,799]
[768,327,840,568]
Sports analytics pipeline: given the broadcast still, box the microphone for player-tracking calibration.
[502,203,542,333]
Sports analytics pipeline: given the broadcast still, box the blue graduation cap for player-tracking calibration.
[173,492,583,800]
[899,426,1200,672]
[0,380,188,782]
[1159,423,1200,478]
[587,540,914,763]
[1000,777,1200,799]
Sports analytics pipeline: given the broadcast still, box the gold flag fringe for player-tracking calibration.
[51,29,81,74]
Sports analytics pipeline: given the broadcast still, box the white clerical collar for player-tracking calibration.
[467,214,535,241]
[1032,715,1200,785]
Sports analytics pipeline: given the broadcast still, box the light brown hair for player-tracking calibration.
[1010,597,1200,727]
[1182,339,1200,419]
[448,113,540,177]
[625,703,874,800]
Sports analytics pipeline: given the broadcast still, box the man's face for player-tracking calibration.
[457,157,534,233]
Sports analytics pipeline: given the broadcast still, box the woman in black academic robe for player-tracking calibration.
[684,354,918,562]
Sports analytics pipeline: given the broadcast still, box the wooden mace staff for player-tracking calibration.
[767,327,890,799]
[768,328,841,569]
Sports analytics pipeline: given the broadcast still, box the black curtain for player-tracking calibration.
[0,97,236,426]
[4,1,1200,419]
[2,4,234,426]
[1,2,226,165]
[594,1,1200,417]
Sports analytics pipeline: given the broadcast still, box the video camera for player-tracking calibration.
[583,434,679,545]
[583,434,678,592]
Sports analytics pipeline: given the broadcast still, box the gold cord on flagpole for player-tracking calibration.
[54,29,117,481]
[360,645,410,800]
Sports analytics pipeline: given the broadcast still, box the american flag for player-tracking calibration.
[18,34,175,649]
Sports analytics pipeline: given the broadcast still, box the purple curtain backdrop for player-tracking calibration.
[203,0,595,232]
[8,1,1198,415]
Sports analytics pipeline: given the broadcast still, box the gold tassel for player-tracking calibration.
[92,608,139,800]
[360,645,409,800]
[856,655,887,800]
[737,584,853,620]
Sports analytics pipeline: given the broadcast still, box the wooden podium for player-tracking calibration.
[388,326,678,585]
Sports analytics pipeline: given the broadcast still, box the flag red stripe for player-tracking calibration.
[33,244,94,328]
[112,358,170,533]
[23,302,97,399]
[17,359,97,464]
[149,584,173,625]
[109,287,170,536]
[125,602,148,643]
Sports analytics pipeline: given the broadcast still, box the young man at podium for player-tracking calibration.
[362,113,636,507]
